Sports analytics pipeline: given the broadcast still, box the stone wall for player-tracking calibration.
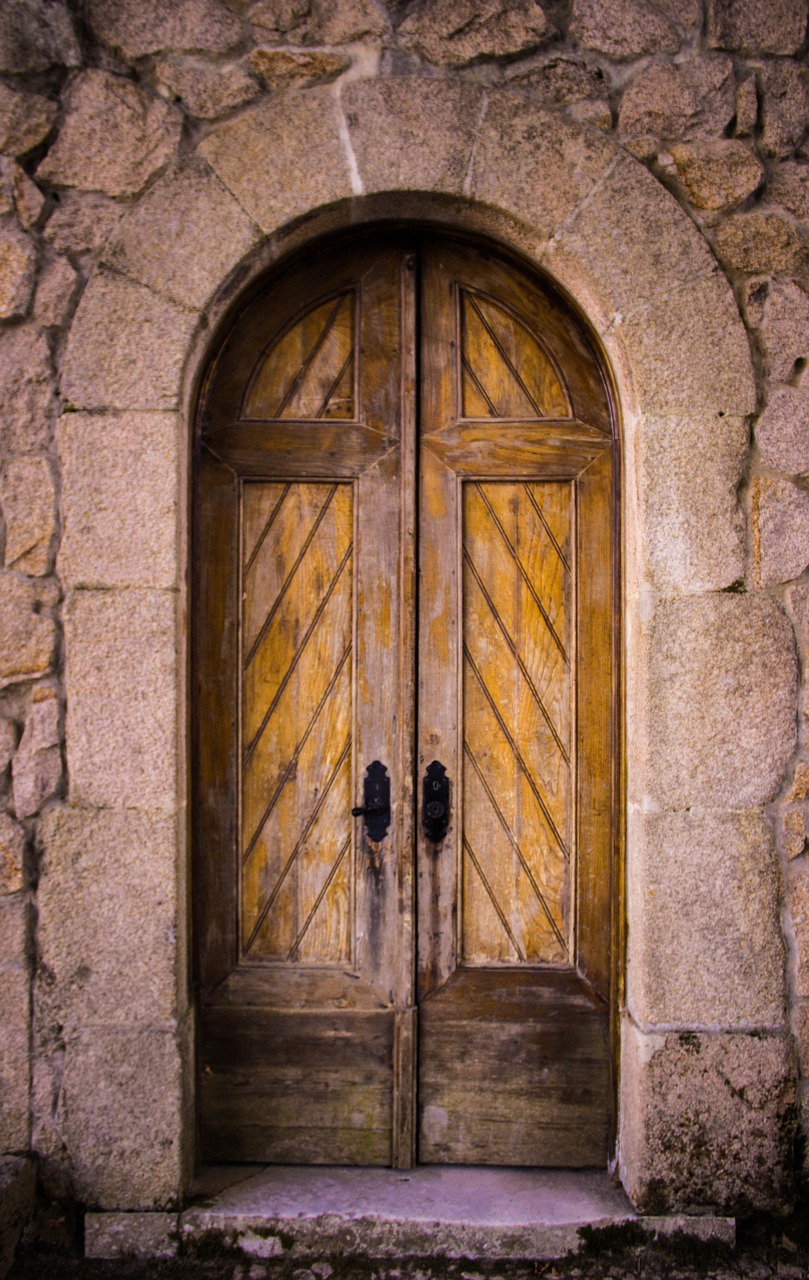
[0,0,807,1217]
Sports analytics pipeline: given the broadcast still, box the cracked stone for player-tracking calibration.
[735,74,758,137]
[790,763,809,802]
[0,221,37,321]
[508,56,609,107]
[0,458,56,577]
[714,210,809,277]
[771,161,809,225]
[753,477,809,586]
[620,55,735,146]
[785,808,808,860]
[0,0,80,73]
[12,685,61,820]
[756,388,809,475]
[249,49,350,90]
[37,70,182,199]
[666,139,763,212]
[0,84,57,156]
[86,0,243,58]
[570,0,699,58]
[398,0,553,67]
[761,279,809,382]
[44,193,122,258]
[3,162,46,232]
[708,0,807,56]
[251,0,386,45]
[0,326,54,454]
[0,574,56,689]
[0,811,24,894]
[759,60,809,158]
[34,255,79,329]
[153,56,260,119]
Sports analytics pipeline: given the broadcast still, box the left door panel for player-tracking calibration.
[193,241,416,1164]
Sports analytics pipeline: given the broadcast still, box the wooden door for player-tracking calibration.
[193,233,618,1168]
[417,242,616,1165]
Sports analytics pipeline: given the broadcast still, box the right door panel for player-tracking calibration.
[417,241,617,1166]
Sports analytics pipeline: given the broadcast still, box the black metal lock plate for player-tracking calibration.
[352,760,391,842]
[422,760,450,843]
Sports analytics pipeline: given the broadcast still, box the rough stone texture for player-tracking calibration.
[86,0,243,59]
[0,574,56,689]
[62,271,197,412]
[199,89,352,234]
[85,1212,179,1260]
[759,60,809,159]
[0,456,56,576]
[784,807,808,859]
[345,78,483,197]
[771,161,809,224]
[641,593,797,809]
[761,278,809,381]
[570,0,698,58]
[0,719,15,775]
[0,813,25,895]
[153,56,259,119]
[756,387,809,474]
[44,193,122,258]
[64,590,178,810]
[788,584,809,651]
[620,272,756,416]
[0,221,37,321]
[5,163,46,233]
[0,0,80,73]
[249,48,351,90]
[548,154,717,318]
[637,415,747,591]
[251,0,387,46]
[399,0,553,67]
[58,413,179,590]
[665,140,763,213]
[619,56,735,147]
[101,156,259,310]
[620,1022,796,1213]
[34,254,79,329]
[753,477,809,586]
[60,1024,183,1209]
[508,56,608,108]
[471,91,615,244]
[735,74,758,138]
[792,866,809,999]
[0,84,57,157]
[37,806,179,1026]
[0,1157,33,1277]
[628,811,785,1026]
[713,210,809,278]
[0,966,29,1149]
[708,0,807,55]
[11,686,61,820]
[37,71,182,199]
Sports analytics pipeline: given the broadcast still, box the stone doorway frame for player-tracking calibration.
[48,78,795,1215]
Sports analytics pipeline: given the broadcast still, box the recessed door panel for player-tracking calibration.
[193,233,617,1169]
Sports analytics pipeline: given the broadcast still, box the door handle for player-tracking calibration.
[422,760,450,843]
[352,760,391,842]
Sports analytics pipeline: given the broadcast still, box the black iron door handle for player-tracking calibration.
[422,760,450,843]
[352,760,391,842]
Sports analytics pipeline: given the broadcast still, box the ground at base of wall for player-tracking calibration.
[8,1212,809,1280]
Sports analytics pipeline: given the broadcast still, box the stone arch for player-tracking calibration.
[56,78,797,1212]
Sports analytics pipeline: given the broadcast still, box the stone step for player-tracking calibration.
[85,1167,736,1263]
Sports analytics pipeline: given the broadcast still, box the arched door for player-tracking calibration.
[193,232,618,1168]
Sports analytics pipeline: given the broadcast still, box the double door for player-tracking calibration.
[193,234,618,1168]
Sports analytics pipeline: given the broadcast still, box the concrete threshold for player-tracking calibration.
[85,1167,736,1262]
